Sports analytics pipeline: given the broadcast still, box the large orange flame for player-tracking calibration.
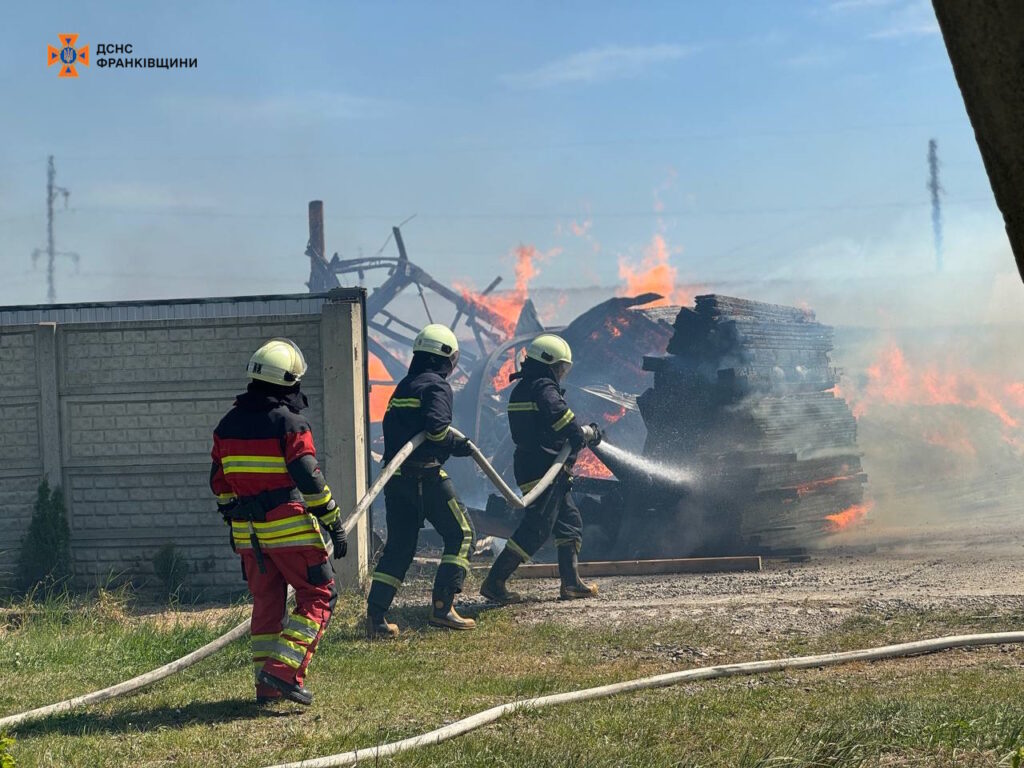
[825,500,874,532]
[368,353,396,423]
[617,234,694,307]
[455,244,558,338]
[850,343,1022,430]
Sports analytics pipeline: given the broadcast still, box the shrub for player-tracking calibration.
[152,542,189,601]
[0,733,15,767]
[16,479,71,595]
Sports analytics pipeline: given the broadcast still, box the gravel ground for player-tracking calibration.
[394,515,1024,642]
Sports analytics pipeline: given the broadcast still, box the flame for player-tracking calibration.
[825,500,874,532]
[617,234,694,307]
[575,449,612,479]
[368,353,396,423]
[793,470,857,498]
[1005,382,1024,409]
[492,353,517,393]
[604,406,627,425]
[850,343,1022,430]
[455,244,559,338]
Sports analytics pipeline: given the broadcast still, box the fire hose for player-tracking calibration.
[259,631,1024,768]
[0,429,568,731]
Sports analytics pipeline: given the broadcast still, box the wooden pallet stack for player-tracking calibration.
[638,294,866,554]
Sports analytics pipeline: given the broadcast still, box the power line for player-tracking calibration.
[62,195,995,223]
[18,118,971,164]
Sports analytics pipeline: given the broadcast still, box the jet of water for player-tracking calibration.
[592,442,696,491]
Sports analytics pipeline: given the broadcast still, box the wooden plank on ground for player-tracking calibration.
[494,556,762,578]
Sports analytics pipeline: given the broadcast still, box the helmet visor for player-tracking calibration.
[552,360,573,381]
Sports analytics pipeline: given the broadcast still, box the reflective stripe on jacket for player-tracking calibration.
[210,385,336,545]
[382,366,457,465]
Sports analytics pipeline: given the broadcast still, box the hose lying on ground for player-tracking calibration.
[260,631,1024,768]
[0,616,252,731]
[0,429,568,730]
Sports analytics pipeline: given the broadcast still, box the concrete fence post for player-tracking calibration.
[319,291,371,589]
[34,322,63,488]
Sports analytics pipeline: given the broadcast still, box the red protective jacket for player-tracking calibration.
[211,384,337,551]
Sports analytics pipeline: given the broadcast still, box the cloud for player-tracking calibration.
[502,44,698,89]
[828,0,939,39]
[784,47,846,69]
[827,0,899,11]
[158,90,390,124]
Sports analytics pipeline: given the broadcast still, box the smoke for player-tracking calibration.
[828,326,1024,539]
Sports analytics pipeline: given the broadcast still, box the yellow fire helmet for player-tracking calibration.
[246,338,308,385]
[525,333,573,378]
[413,323,460,366]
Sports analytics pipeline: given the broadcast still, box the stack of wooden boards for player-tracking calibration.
[638,294,866,553]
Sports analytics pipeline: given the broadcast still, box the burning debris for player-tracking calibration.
[632,294,867,555]
[305,211,868,558]
[468,293,867,559]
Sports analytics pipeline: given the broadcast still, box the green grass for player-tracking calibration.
[0,588,1021,767]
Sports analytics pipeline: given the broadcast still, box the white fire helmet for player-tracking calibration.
[526,334,573,380]
[413,324,460,366]
[247,338,308,386]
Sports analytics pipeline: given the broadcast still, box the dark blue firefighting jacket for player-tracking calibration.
[382,353,459,466]
[507,359,587,489]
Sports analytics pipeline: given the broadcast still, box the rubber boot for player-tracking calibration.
[479,547,523,604]
[366,611,399,640]
[558,544,598,600]
[257,670,313,706]
[428,593,476,630]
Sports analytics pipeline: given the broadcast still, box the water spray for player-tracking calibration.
[590,441,695,494]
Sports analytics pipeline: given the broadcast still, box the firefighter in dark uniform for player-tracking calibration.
[366,324,477,638]
[210,338,347,706]
[480,333,603,603]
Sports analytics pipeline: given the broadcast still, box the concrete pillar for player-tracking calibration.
[34,323,63,487]
[319,290,371,589]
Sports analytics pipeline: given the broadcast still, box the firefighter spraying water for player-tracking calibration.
[480,334,605,603]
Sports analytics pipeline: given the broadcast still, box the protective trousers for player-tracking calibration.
[367,472,472,615]
[504,477,583,563]
[243,546,337,694]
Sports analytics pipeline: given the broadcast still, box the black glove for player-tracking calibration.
[585,423,604,447]
[217,498,238,524]
[326,521,347,559]
[218,499,238,552]
[450,436,474,457]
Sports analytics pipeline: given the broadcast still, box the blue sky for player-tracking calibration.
[0,0,1016,314]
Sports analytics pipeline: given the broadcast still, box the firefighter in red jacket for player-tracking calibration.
[210,338,346,706]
